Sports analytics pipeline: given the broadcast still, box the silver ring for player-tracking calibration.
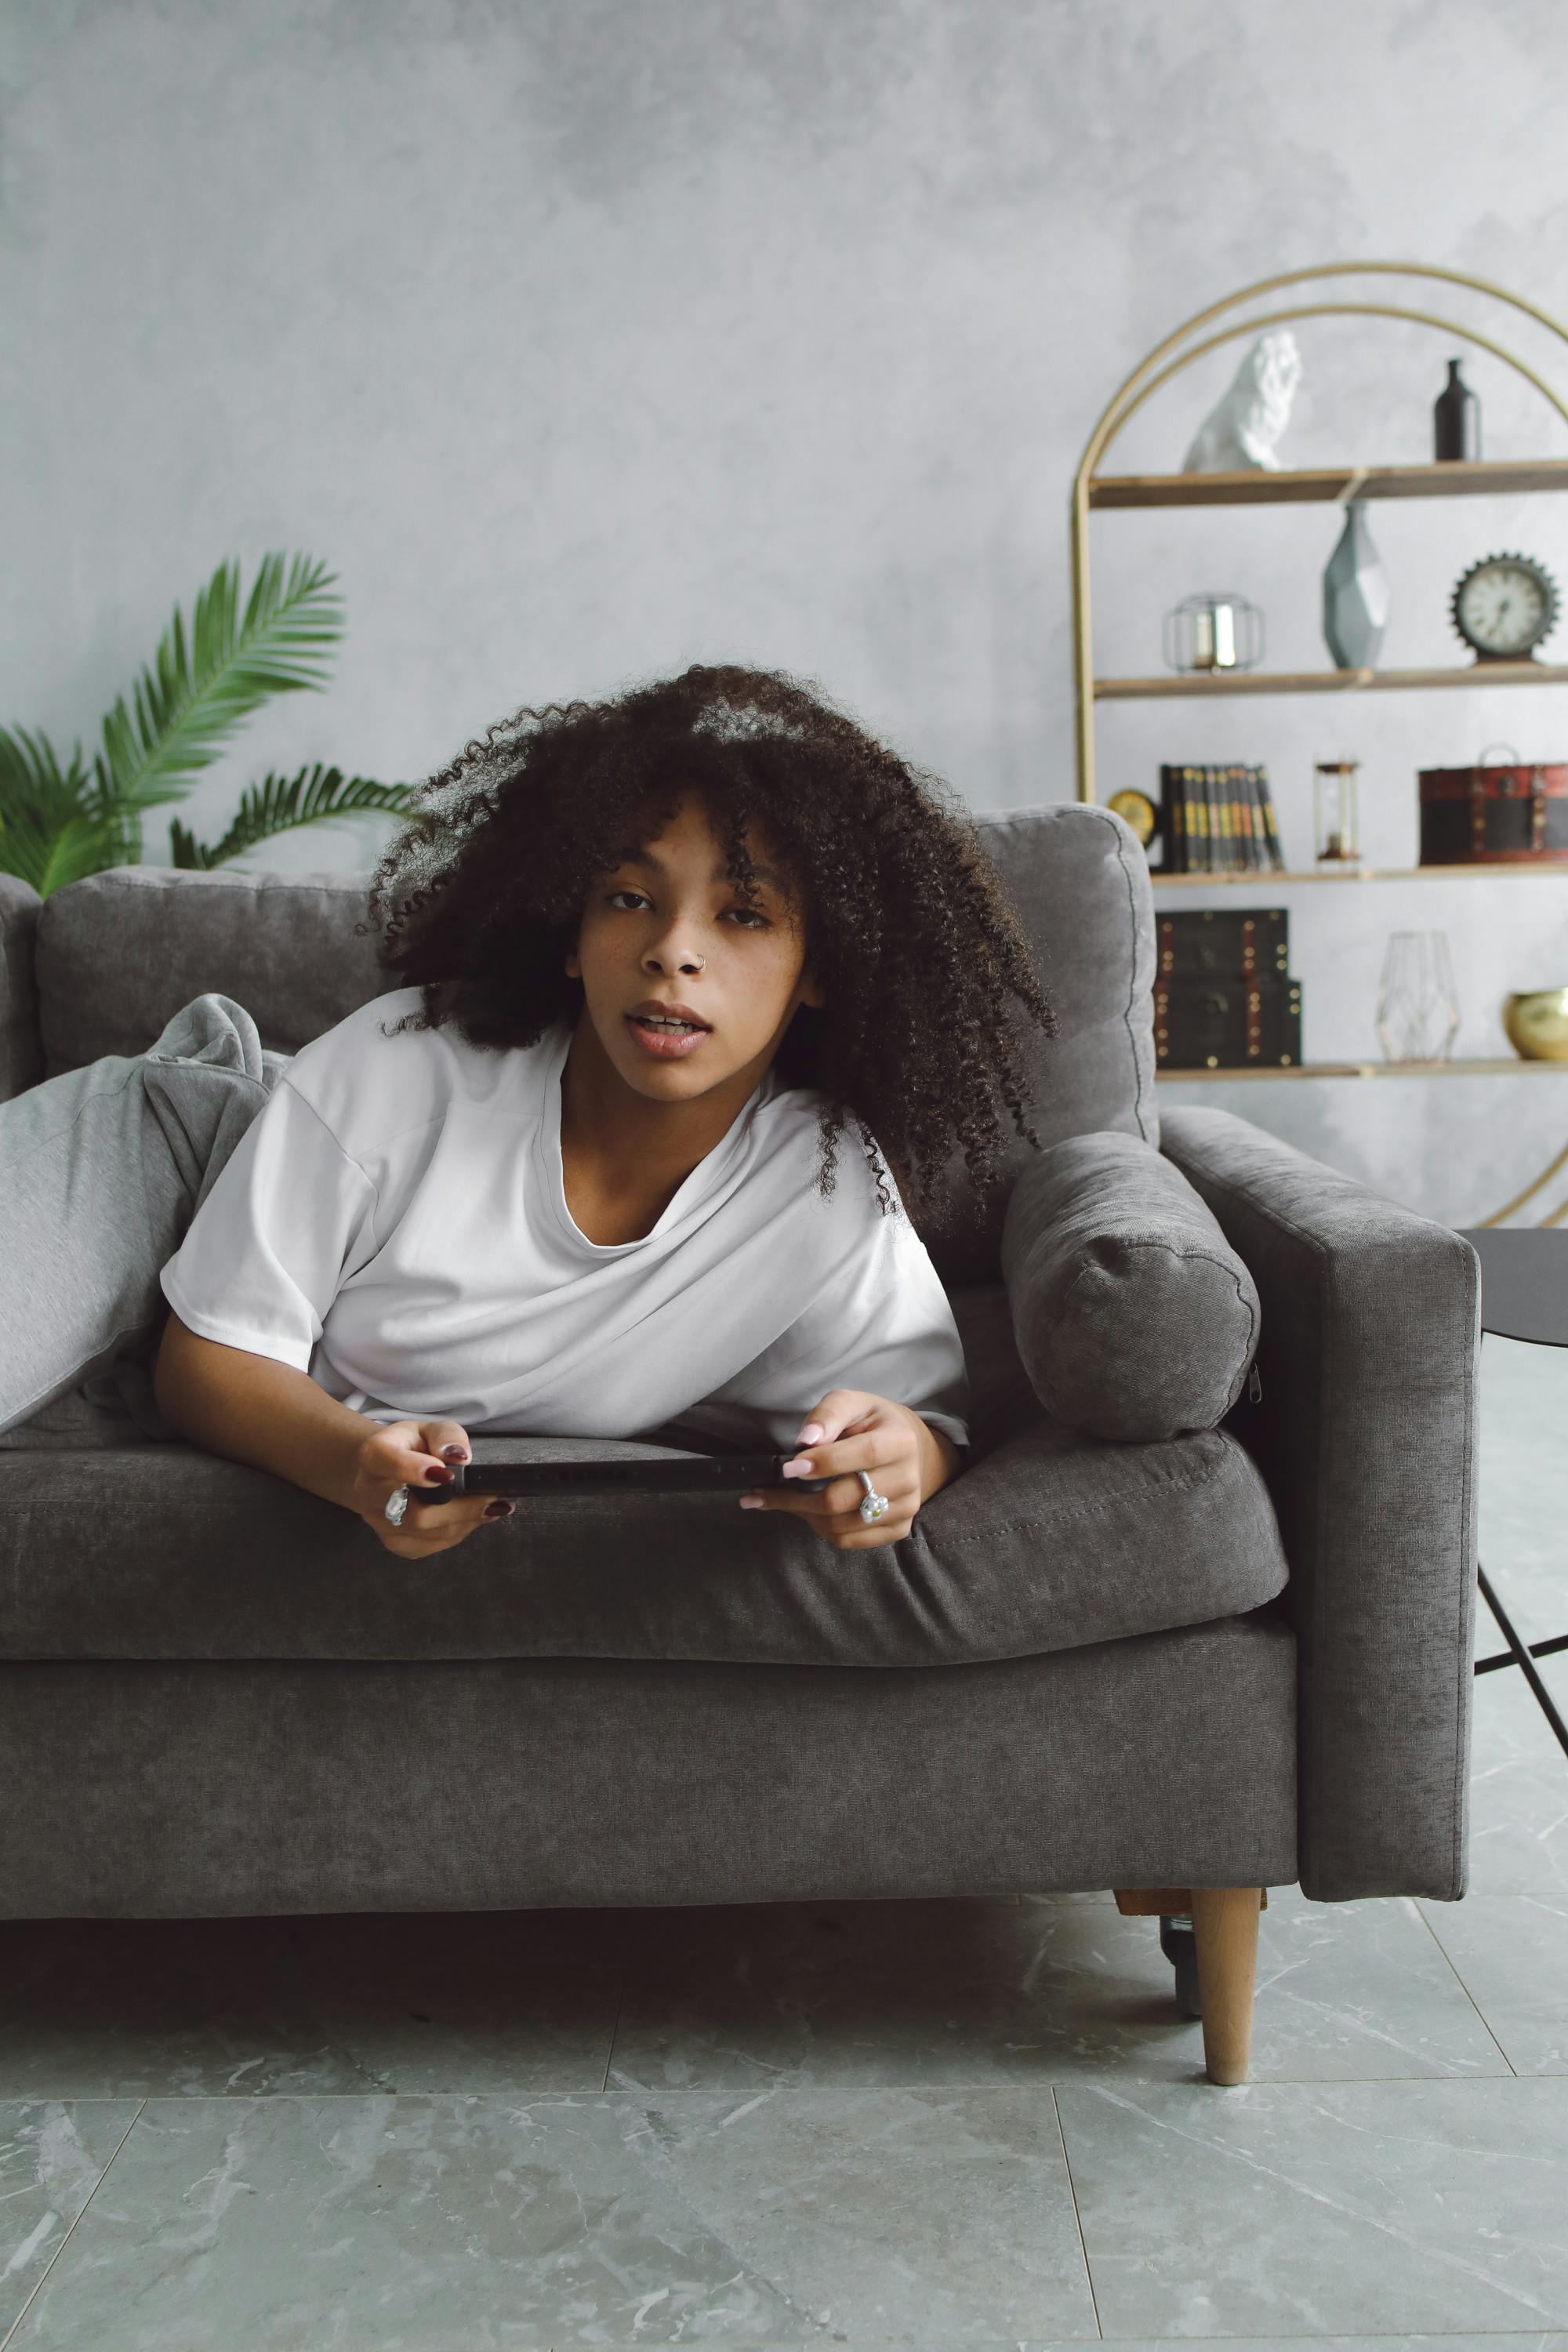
[383,1484,411,1526]
[856,1470,890,1524]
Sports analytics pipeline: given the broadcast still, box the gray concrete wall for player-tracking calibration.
[5,0,1568,1219]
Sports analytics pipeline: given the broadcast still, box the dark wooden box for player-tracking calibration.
[1156,908,1290,978]
[1154,974,1303,1069]
[1418,763,1568,864]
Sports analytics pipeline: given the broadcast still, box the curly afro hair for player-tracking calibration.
[360,662,1054,1241]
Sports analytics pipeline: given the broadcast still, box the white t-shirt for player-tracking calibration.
[158,986,971,1456]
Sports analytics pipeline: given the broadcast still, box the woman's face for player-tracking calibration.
[564,790,824,1102]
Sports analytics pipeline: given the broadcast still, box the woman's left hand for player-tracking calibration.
[739,1388,960,1549]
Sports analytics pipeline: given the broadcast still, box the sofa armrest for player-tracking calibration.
[1159,1106,1479,1903]
[0,873,44,1102]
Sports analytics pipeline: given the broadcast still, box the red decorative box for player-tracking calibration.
[1418,763,1568,864]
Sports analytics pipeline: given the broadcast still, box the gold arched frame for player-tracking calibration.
[1480,1135,1568,1229]
[1070,260,1568,806]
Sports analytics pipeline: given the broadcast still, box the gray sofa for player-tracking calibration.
[0,802,1479,2085]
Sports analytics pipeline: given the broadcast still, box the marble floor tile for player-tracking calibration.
[0,1906,629,2101]
[603,1880,1504,2092]
[1037,2341,1568,2352]
[456,2341,1568,2352]
[5,2085,1098,2350]
[0,2100,141,2347]
[608,1894,1077,2092]
[1016,2343,1568,2352]
[1055,2075,1568,2339]
[1417,1891,1568,2073]
[1468,1665,1568,1893]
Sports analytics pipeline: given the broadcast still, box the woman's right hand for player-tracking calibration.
[351,1417,514,1556]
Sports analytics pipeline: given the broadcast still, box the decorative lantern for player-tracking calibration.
[1314,759,1360,864]
[1163,592,1265,675]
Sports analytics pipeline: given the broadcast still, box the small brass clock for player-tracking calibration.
[1451,551,1559,662]
[1107,787,1158,846]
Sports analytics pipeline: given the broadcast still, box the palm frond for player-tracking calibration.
[95,553,344,815]
[0,725,111,898]
[169,764,417,869]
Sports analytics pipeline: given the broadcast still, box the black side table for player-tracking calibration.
[1457,1227,1568,1759]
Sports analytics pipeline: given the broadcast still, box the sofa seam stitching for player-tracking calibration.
[1098,809,1157,1143]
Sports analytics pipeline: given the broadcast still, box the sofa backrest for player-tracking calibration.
[0,802,1156,1286]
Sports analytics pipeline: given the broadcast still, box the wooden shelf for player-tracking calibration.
[1095,662,1568,699]
[1156,1058,1567,1081]
[1148,863,1568,886]
[1088,458,1568,510]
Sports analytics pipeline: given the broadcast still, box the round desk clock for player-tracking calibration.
[1106,787,1158,845]
[1451,551,1559,662]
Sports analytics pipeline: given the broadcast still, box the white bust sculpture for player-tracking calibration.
[1182,330,1303,472]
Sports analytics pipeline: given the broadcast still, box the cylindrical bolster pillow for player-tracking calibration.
[1000,1131,1260,1441]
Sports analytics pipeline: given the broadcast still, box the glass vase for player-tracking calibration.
[1377,931,1461,1063]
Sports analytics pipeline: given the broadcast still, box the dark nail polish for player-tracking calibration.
[484,1498,514,1519]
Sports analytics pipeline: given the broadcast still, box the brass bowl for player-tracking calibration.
[1504,987,1568,1061]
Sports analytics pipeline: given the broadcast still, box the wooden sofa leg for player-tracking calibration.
[1189,1886,1262,2085]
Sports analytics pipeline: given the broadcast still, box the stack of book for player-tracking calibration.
[1158,764,1286,873]
[1153,909,1303,1069]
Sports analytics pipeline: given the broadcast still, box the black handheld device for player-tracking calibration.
[411,1455,837,1504]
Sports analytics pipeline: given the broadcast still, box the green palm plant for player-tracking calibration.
[0,552,418,897]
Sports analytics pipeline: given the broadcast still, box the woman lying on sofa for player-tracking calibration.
[151,662,1056,1559]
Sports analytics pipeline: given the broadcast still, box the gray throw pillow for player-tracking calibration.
[1000,1130,1259,1441]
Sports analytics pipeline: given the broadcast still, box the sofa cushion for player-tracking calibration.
[33,866,392,1081]
[1000,1131,1261,1440]
[0,1282,1289,1668]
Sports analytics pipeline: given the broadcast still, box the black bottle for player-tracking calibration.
[1434,358,1480,462]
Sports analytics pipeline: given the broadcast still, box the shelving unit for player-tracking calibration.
[1087,457,1568,509]
[1087,457,1568,702]
[1149,862,1568,886]
[1071,269,1568,805]
[1157,1058,1568,1082]
[1100,660,1568,699]
[1068,267,1568,1223]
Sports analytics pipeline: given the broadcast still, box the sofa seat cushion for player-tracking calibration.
[0,1281,1288,1668]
